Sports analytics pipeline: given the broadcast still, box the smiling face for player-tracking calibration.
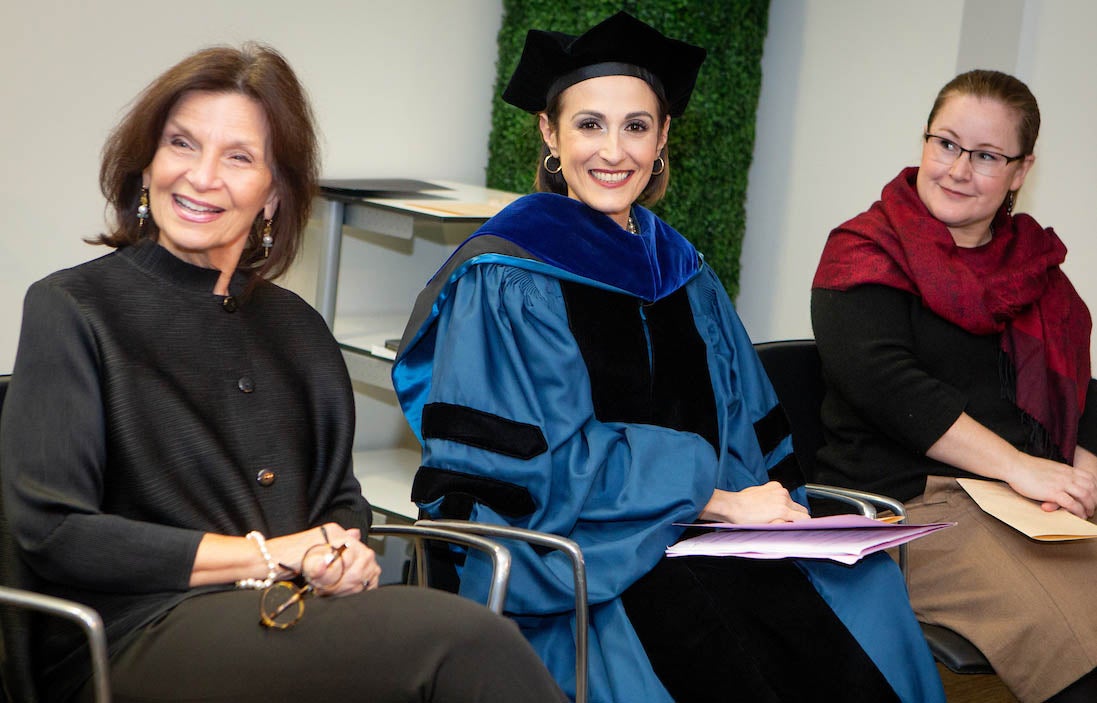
[916,93,1034,247]
[143,90,278,274]
[539,75,669,229]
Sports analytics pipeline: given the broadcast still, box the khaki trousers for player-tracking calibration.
[905,476,1097,703]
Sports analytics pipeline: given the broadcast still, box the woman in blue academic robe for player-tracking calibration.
[393,12,945,703]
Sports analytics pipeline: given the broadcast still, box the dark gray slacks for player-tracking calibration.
[76,586,566,703]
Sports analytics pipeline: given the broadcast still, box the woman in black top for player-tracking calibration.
[0,42,563,703]
[812,69,1097,703]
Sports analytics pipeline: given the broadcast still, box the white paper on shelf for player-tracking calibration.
[368,344,397,360]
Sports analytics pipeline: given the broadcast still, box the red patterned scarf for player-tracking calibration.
[813,167,1091,461]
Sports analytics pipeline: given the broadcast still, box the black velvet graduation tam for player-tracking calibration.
[502,11,707,117]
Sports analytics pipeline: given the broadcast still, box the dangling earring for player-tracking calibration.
[1006,191,1015,216]
[651,157,666,176]
[261,218,274,258]
[543,154,562,174]
[137,187,150,230]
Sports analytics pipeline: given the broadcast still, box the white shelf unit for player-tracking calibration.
[352,447,421,521]
[283,180,520,522]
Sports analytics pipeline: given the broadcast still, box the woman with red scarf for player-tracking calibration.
[812,70,1097,703]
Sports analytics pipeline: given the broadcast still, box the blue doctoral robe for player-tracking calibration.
[393,193,944,703]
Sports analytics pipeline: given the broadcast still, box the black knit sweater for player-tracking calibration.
[0,240,369,698]
[811,284,1097,501]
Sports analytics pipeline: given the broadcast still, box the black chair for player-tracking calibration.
[752,340,995,676]
[0,374,111,702]
[0,374,112,702]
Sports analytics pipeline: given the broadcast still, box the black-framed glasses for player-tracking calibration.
[259,541,347,630]
[923,133,1024,177]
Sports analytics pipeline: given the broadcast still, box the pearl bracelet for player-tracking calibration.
[236,530,278,590]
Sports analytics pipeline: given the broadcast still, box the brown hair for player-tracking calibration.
[533,87,671,206]
[97,42,319,281]
[927,69,1040,156]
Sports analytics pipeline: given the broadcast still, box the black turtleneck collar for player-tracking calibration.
[119,239,252,298]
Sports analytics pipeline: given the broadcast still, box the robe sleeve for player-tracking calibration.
[689,268,803,498]
[413,264,719,613]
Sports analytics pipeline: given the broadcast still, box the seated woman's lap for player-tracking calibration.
[621,555,899,702]
[906,476,1097,703]
[78,587,564,703]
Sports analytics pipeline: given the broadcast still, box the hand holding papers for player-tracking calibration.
[666,514,953,565]
[957,478,1097,541]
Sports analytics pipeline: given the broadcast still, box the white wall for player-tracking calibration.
[740,0,1097,368]
[6,0,1097,373]
[0,0,503,373]
[1017,1,1097,351]
[740,0,962,340]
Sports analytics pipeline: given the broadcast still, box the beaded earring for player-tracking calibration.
[261,218,274,257]
[137,187,150,230]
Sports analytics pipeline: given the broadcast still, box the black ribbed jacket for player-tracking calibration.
[0,240,370,698]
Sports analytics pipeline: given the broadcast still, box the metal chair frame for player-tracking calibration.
[369,523,512,614]
[0,586,111,703]
[417,520,590,703]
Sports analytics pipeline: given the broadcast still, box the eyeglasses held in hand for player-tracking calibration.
[260,541,347,630]
[923,133,1024,177]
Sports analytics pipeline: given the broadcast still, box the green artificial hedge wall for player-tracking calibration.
[485,0,770,299]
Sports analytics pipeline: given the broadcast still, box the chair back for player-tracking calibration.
[753,343,995,674]
[0,374,45,702]
[752,340,827,481]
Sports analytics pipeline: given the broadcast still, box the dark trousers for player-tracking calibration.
[622,556,900,703]
[76,586,565,703]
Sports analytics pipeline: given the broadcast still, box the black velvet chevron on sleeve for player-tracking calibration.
[411,466,537,519]
[754,405,805,490]
[766,453,806,491]
[753,404,790,456]
[421,402,548,460]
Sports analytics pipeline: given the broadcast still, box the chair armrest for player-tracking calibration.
[805,484,910,578]
[806,484,877,518]
[920,622,994,675]
[809,484,907,522]
[0,585,111,703]
[368,525,511,615]
[416,520,589,703]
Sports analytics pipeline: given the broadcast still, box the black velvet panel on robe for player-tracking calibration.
[622,556,900,702]
[560,282,719,452]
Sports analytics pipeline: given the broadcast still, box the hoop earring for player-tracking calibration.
[543,154,562,174]
[261,218,274,258]
[651,157,666,176]
[137,187,150,230]
[1006,191,1015,216]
